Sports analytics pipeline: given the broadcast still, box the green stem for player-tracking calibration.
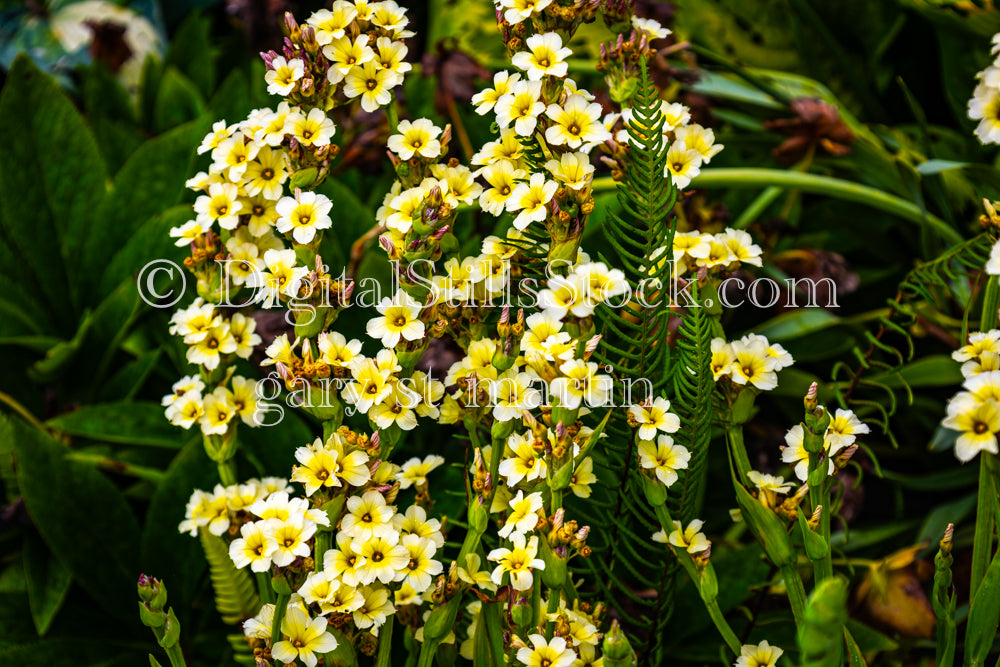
[375,615,394,667]
[725,424,752,487]
[256,571,274,606]
[687,44,794,105]
[780,563,808,628]
[652,505,741,656]
[982,276,1000,331]
[0,390,47,433]
[386,101,399,134]
[217,459,237,486]
[704,598,743,655]
[733,186,782,229]
[270,592,290,646]
[971,275,1000,602]
[971,455,998,604]
[592,170,961,244]
[163,644,187,667]
[65,452,165,483]
[314,531,332,572]
[544,587,561,640]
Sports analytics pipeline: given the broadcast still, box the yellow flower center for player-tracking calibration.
[975,421,989,434]
[262,168,274,180]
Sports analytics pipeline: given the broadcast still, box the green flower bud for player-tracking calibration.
[539,537,568,589]
[641,473,667,507]
[290,167,318,189]
[422,595,461,644]
[158,609,181,648]
[602,620,637,667]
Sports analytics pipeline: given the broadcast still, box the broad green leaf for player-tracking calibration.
[99,205,192,297]
[165,12,216,98]
[0,639,143,667]
[97,349,164,402]
[82,62,144,172]
[46,402,185,448]
[28,310,94,383]
[87,119,208,298]
[140,438,214,615]
[752,309,840,341]
[23,530,72,636]
[4,415,141,622]
[0,54,107,327]
[870,355,963,389]
[153,67,206,133]
[209,68,252,125]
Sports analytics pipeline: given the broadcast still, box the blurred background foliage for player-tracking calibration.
[1,0,1000,664]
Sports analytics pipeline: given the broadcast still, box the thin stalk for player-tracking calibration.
[314,531,331,572]
[971,276,1000,602]
[385,101,399,134]
[375,615,394,667]
[217,459,238,486]
[970,454,998,603]
[704,598,743,655]
[544,588,561,640]
[725,424,752,487]
[592,170,961,244]
[652,505,741,656]
[780,563,808,628]
[66,452,165,483]
[270,592,290,646]
[163,644,187,667]
[0,390,47,433]
[733,186,782,229]
[256,572,274,606]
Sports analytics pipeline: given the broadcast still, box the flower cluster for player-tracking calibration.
[180,427,450,662]
[164,299,263,437]
[710,333,794,391]
[942,330,1000,462]
[968,32,1000,145]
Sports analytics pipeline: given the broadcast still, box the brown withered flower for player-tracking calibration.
[85,19,132,73]
[764,97,856,164]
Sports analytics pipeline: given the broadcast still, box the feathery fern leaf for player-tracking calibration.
[575,56,691,662]
[200,531,261,625]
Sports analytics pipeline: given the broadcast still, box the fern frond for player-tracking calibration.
[900,231,994,309]
[200,531,261,625]
[576,57,683,662]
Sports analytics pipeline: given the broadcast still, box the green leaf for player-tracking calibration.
[869,355,964,389]
[153,68,206,133]
[753,308,840,341]
[916,159,968,175]
[99,205,193,298]
[23,530,72,636]
[844,619,898,654]
[140,438,215,614]
[165,12,216,99]
[82,62,144,172]
[4,415,141,623]
[917,493,976,549]
[46,402,185,448]
[87,118,208,298]
[965,546,1000,663]
[0,54,107,326]
[209,69,252,125]
[473,601,506,667]
[843,627,866,667]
